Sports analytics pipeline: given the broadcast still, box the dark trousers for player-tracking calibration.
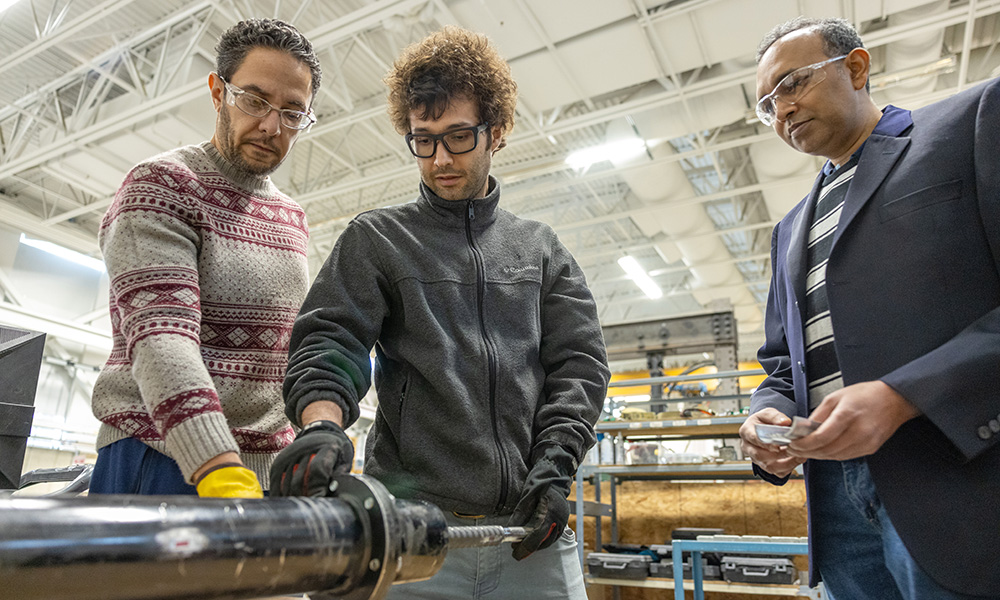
[89,437,196,495]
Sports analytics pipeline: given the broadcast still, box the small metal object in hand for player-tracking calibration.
[755,416,820,445]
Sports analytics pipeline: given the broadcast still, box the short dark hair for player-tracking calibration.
[757,17,868,91]
[384,26,517,151]
[215,18,322,99]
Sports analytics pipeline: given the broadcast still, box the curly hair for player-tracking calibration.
[384,26,517,151]
[216,18,322,99]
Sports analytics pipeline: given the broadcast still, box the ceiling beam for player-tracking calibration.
[0,195,100,255]
[0,79,204,181]
[511,0,596,111]
[553,176,815,233]
[305,0,430,47]
[0,300,111,351]
[0,1,216,124]
[0,0,142,79]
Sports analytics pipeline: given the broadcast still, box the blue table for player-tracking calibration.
[670,537,808,600]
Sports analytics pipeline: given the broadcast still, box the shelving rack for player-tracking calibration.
[574,415,758,566]
[584,576,818,597]
[668,537,815,600]
[575,366,814,598]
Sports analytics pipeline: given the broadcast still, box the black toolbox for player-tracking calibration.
[720,556,797,584]
[586,552,652,580]
[671,527,725,540]
[649,556,723,580]
[670,529,725,567]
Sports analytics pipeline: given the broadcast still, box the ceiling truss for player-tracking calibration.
[1,0,998,361]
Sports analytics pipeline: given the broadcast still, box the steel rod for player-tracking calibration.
[445,525,529,549]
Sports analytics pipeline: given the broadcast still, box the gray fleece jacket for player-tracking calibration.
[283,177,610,515]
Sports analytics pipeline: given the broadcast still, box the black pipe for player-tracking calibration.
[0,475,447,600]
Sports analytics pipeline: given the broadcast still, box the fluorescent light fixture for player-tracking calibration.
[566,137,647,170]
[618,255,662,299]
[19,234,105,272]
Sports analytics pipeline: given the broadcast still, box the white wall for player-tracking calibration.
[0,223,108,458]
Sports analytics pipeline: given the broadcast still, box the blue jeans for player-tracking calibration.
[89,437,197,495]
[810,459,986,600]
[385,512,587,600]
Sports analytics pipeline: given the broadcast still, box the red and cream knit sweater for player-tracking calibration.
[92,141,309,487]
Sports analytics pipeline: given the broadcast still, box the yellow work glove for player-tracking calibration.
[195,464,264,498]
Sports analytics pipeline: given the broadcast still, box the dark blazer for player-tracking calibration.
[751,78,1000,596]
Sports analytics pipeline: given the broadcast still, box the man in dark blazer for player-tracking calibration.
[739,17,1000,600]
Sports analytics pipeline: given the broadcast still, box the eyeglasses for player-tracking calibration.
[404,123,490,158]
[755,55,847,126]
[219,76,316,131]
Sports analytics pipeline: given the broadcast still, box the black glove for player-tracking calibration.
[509,444,578,560]
[269,420,355,497]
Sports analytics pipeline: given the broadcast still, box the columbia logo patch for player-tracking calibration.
[502,265,539,275]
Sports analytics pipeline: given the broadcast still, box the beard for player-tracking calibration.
[216,106,282,177]
[422,146,492,201]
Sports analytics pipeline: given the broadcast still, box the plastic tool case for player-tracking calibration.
[720,556,797,584]
[586,552,652,580]
[649,556,723,580]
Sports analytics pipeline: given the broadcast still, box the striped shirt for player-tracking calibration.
[804,156,859,409]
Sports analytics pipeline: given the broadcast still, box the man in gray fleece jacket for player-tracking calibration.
[270,26,610,599]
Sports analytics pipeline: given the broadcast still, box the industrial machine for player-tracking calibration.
[0,326,46,490]
[0,474,527,600]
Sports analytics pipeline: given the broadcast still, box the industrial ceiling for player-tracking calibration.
[1,0,999,369]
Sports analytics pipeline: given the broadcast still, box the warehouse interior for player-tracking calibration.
[1,0,998,598]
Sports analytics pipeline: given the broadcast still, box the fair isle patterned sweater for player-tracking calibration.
[92,142,309,488]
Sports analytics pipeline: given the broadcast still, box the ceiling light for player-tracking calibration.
[566,137,648,170]
[618,255,662,299]
[19,234,105,272]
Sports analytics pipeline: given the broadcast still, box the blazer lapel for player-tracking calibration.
[831,135,911,250]
[786,174,824,309]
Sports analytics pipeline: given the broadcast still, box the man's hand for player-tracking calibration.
[269,420,354,497]
[510,486,569,560]
[786,381,920,461]
[739,408,806,478]
[195,463,264,498]
[508,445,576,560]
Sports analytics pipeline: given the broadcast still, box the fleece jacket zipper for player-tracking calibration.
[466,199,509,513]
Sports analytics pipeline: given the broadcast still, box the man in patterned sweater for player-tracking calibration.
[89,19,320,498]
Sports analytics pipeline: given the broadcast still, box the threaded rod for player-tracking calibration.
[446,525,529,549]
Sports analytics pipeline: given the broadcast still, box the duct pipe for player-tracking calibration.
[882,1,950,102]
[0,474,526,600]
[608,81,763,332]
[747,137,820,221]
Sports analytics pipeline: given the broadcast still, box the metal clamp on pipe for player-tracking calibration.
[0,474,527,600]
[312,474,448,600]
